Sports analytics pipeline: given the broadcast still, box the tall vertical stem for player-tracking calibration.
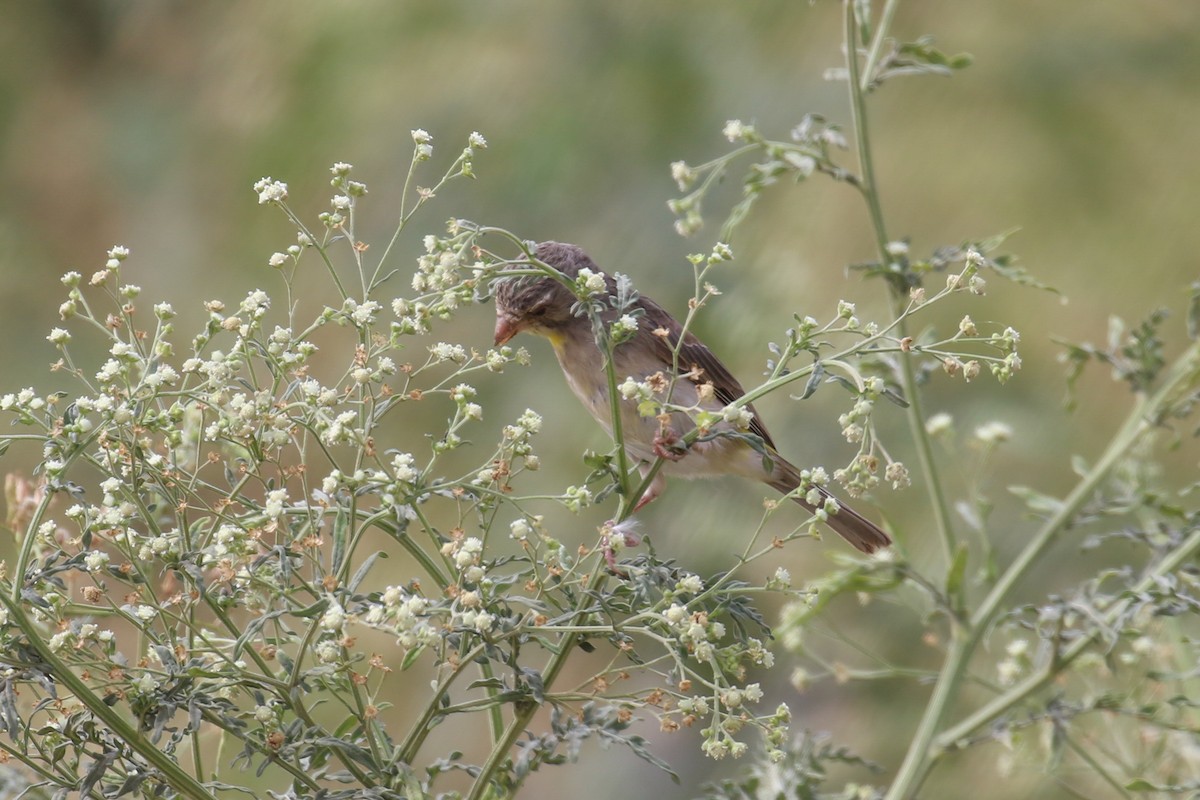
[843,0,957,564]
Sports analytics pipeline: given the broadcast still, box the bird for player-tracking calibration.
[491,241,891,554]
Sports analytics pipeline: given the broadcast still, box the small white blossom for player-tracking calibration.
[925,412,953,437]
[321,601,347,631]
[509,519,532,540]
[84,550,110,572]
[975,421,1012,444]
[575,268,607,297]
[429,342,468,363]
[723,119,751,142]
[264,488,288,519]
[612,314,639,336]
[253,177,288,205]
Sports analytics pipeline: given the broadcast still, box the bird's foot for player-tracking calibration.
[652,431,687,461]
[601,519,642,577]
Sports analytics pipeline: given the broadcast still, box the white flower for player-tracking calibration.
[710,242,733,261]
[722,405,754,430]
[575,268,607,297]
[770,567,791,589]
[997,659,1021,685]
[84,550,110,572]
[253,177,288,205]
[411,129,432,145]
[321,601,347,631]
[975,421,1012,444]
[429,342,467,363]
[670,161,695,191]
[133,672,159,693]
[264,488,288,519]
[392,453,418,482]
[612,314,639,336]
[723,119,749,142]
[315,641,341,664]
[663,604,688,625]
[925,412,953,437]
[509,519,532,540]
[268,252,288,267]
[144,365,179,388]
[677,574,704,594]
[468,131,487,148]
[46,328,71,345]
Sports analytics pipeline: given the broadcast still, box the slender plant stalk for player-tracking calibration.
[0,598,218,800]
[935,525,1200,752]
[884,339,1200,799]
[465,561,611,800]
[466,314,632,798]
[841,0,957,564]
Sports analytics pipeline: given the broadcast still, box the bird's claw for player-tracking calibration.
[601,519,643,578]
[652,431,686,461]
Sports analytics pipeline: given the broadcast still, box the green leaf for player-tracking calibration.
[1008,485,1065,516]
[1125,778,1162,791]
[400,645,426,671]
[292,598,331,619]
[798,362,825,400]
[881,385,909,408]
[331,505,349,574]
[945,544,968,611]
[347,550,386,593]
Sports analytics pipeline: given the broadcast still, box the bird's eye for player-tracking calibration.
[528,305,548,317]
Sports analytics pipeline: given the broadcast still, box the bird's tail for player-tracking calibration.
[767,459,892,554]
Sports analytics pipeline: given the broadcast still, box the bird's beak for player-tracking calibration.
[494,313,520,346]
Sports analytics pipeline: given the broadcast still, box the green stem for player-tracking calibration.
[464,560,609,800]
[884,340,1200,799]
[937,524,1200,753]
[860,0,902,91]
[0,598,217,800]
[843,0,956,562]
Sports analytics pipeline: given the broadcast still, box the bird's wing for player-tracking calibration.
[637,296,777,450]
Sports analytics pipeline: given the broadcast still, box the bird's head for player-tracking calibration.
[492,241,604,345]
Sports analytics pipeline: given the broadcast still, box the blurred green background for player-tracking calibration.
[3,1,1198,797]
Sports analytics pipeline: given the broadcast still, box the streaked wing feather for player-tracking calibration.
[638,296,776,449]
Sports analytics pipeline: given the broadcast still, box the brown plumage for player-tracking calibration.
[493,241,891,554]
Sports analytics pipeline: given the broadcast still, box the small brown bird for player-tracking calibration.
[492,241,891,554]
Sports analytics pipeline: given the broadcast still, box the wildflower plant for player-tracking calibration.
[1,4,1198,800]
